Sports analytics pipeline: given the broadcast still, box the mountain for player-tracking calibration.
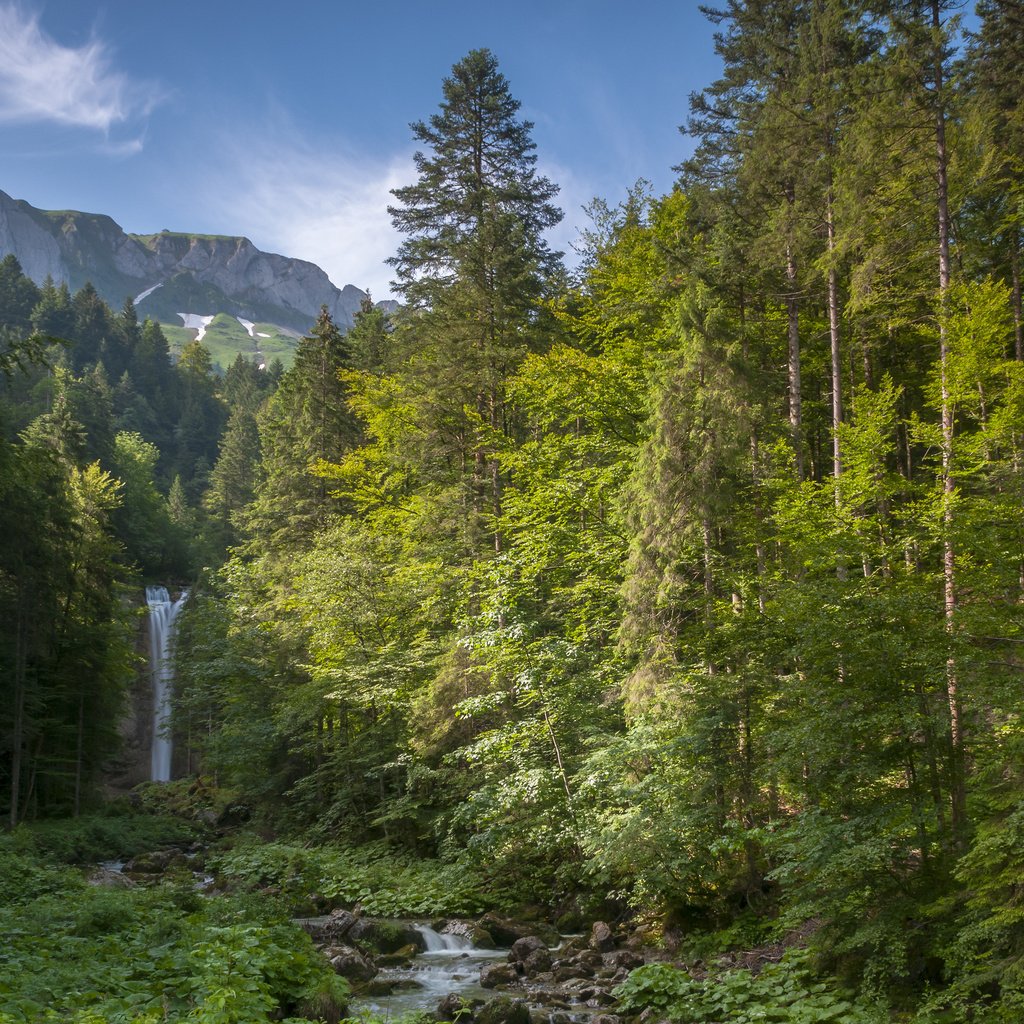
[0,190,387,347]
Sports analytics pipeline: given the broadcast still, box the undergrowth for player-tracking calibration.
[0,831,347,1024]
[209,838,497,917]
[615,952,889,1024]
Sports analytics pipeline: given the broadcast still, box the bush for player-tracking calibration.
[210,838,493,917]
[14,812,196,863]
[0,844,347,1024]
[614,953,887,1023]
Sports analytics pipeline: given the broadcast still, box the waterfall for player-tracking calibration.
[413,925,475,953]
[146,586,188,782]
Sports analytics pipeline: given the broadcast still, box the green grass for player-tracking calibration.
[159,315,299,372]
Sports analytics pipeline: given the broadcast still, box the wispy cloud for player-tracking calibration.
[538,158,602,269]
[200,117,597,299]
[0,4,158,135]
[204,123,413,299]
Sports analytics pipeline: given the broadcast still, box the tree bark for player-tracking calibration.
[932,0,966,843]
[1011,231,1022,361]
[786,234,804,480]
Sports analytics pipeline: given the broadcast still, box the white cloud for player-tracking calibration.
[0,4,158,133]
[537,158,602,270]
[206,127,413,300]
[202,120,600,300]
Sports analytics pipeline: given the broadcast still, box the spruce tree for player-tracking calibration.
[387,48,563,553]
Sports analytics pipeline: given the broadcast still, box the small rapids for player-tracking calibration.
[354,925,506,1018]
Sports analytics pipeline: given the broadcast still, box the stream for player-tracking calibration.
[354,926,508,1018]
[351,925,611,1023]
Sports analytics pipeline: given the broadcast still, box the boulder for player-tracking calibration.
[324,944,377,982]
[364,979,400,997]
[87,867,134,888]
[589,921,616,953]
[509,936,547,962]
[376,949,415,968]
[478,913,559,946]
[480,963,517,989]
[603,949,644,971]
[522,949,553,976]
[348,917,424,953]
[446,918,498,948]
[436,992,474,1022]
[475,996,531,1024]
[294,909,358,945]
[125,849,185,873]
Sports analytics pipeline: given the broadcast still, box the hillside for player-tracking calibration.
[0,189,389,364]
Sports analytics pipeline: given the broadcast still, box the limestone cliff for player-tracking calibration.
[0,190,374,332]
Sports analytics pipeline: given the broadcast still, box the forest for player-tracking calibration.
[1,2,1023,1021]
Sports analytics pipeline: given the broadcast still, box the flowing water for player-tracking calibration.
[146,586,188,782]
[353,925,507,1018]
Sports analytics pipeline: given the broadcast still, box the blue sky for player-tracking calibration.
[0,1,727,297]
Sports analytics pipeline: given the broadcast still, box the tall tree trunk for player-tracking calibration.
[73,689,85,817]
[786,235,804,480]
[1011,231,1022,361]
[826,195,843,483]
[932,0,965,842]
[9,600,27,829]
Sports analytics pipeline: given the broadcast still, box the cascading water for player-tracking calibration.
[146,586,188,782]
[414,925,476,953]
[355,925,505,1018]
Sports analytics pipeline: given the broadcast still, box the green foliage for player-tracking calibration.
[615,954,885,1024]
[11,812,196,864]
[0,842,347,1024]
[210,838,493,917]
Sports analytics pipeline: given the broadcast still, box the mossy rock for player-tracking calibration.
[476,996,531,1024]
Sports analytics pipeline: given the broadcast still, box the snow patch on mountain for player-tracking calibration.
[237,317,256,337]
[179,313,215,342]
[134,282,162,304]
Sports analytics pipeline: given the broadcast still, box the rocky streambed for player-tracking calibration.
[294,911,650,1024]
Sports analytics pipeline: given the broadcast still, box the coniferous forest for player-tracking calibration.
[2,5,1024,1022]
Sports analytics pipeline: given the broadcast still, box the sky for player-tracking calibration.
[0,1,728,297]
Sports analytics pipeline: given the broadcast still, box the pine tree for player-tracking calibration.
[247,307,356,549]
[963,0,1024,358]
[387,48,563,553]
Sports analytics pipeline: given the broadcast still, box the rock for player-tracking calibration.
[328,907,358,929]
[479,913,559,947]
[510,936,547,962]
[0,190,378,336]
[475,996,531,1024]
[592,1015,621,1024]
[522,949,553,976]
[480,963,518,989]
[87,867,134,888]
[436,992,473,1022]
[589,922,616,953]
[556,935,588,956]
[364,979,400,997]
[324,944,377,982]
[124,849,185,873]
[603,949,644,970]
[376,950,415,968]
[554,909,584,933]
[294,910,358,945]
[348,917,424,953]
